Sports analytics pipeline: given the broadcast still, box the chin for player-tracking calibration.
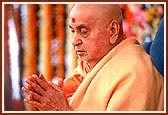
[78,55,93,62]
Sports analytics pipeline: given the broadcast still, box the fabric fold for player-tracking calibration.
[64,38,164,111]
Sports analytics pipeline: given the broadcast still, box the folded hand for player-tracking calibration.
[22,74,72,111]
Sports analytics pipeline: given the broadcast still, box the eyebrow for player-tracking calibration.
[69,24,88,30]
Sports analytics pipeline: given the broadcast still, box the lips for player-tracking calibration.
[74,47,85,55]
[75,50,86,55]
[74,46,86,55]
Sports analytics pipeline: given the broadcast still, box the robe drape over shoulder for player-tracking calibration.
[63,38,164,111]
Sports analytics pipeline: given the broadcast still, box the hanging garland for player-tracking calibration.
[23,4,38,78]
[55,4,65,79]
[23,4,38,111]
[39,4,53,81]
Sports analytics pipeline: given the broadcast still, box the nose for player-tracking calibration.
[72,33,82,46]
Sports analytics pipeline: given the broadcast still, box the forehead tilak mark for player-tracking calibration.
[72,18,75,23]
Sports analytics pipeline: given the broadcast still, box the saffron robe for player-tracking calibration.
[64,38,164,111]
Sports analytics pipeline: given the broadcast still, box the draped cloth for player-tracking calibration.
[63,38,164,111]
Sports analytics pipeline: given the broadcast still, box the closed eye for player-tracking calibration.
[71,29,75,33]
[80,28,89,37]
[69,25,75,33]
[69,24,90,38]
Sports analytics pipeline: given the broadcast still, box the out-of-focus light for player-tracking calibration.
[8,18,20,100]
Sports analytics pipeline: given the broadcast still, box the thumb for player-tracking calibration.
[57,78,63,88]
[48,80,63,92]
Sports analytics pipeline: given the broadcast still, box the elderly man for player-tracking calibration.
[22,4,164,111]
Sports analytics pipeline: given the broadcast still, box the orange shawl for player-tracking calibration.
[64,38,164,111]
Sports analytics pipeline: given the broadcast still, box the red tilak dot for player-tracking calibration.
[72,18,75,23]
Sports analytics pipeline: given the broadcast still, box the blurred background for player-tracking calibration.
[3,3,164,111]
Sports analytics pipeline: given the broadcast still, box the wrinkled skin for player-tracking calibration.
[22,74,72,111]
[69,4,123,68]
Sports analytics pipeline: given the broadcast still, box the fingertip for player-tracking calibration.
[24,78,28,82]
[22,87,25,91]
[28,77,35,82]
[25,79,29,83]
[24,99,28,102]
[27,85,32,90]
[32,74,38,78]
[48,81,52,85]
[39,73,43,77]
[39,73,47,82]
[57,78,64,88]
[28,95,33,100]
[39,73,44,78]
[58,77,63,82]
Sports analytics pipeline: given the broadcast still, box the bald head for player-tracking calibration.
[70,4,123,27]
[69,4,124,67]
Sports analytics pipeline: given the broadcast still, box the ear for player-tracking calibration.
[108,20,120,44]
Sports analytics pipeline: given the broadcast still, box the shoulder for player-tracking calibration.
[99,43,157,82]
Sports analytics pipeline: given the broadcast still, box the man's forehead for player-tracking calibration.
[70,8,100,27]
[69,18,94,29]
[70,4,97,18]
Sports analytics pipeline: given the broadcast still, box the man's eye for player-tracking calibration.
[71,29,75,33]
[81,28,89,37]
